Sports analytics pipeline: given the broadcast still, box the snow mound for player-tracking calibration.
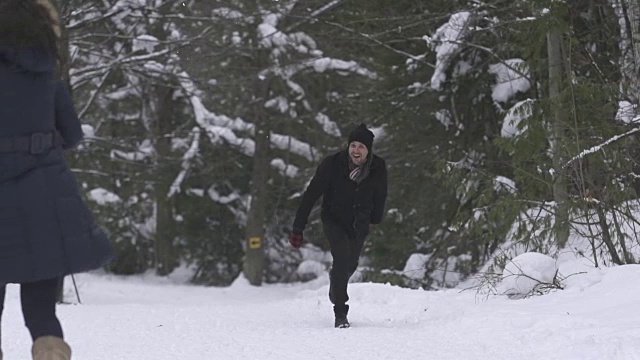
[498,252,559,298]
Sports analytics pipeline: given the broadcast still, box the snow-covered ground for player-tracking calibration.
[3,265,640,360]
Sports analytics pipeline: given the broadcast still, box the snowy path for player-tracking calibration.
[3,266,640,359]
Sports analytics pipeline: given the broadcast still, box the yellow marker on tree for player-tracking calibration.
[249,237,262,249]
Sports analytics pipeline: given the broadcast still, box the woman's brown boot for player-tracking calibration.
[32,336,71,360]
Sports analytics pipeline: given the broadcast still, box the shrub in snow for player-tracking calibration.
[403,253,430,281]
[497,252,562,299]
[296,260,327,282]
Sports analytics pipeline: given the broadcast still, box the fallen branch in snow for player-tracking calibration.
[500,268,564,300]
[460,271,503,302]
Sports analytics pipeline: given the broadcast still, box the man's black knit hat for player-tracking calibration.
[347,123,374,151]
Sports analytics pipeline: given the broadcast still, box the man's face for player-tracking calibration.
[349,141,369,166]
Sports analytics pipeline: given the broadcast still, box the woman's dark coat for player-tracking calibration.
[0,46,113,284]
[293,149,388,239]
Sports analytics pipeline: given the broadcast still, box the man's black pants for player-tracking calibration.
[323,219,365,312]
[0,277,63,342]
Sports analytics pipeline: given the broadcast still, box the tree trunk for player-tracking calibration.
[609,0,640,109]
[630,1,640,106]
[547,29,570,248]
[595,205,623,265]
[243,73,272,286]
[623,0,640,106]
[153,87,177,276]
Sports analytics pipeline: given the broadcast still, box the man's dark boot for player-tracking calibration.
[334,304,350,328]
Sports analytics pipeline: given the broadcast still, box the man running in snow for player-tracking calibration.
[290,123,388,328]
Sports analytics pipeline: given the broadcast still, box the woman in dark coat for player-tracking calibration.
[0,1,114,359]
[290,124,388,328]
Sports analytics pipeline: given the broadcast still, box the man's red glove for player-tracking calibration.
[290,232,303,248]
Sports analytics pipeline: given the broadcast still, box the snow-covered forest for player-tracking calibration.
[53,0,640,290]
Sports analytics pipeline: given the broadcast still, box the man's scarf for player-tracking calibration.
[348,155,372,184]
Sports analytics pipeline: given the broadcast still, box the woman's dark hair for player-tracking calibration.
[0,0,60,60]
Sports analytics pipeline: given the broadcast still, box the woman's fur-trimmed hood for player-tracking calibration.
[37,0,61,38]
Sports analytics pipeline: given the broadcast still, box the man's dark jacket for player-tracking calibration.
[293,150,388,239]
[0,46,114,284]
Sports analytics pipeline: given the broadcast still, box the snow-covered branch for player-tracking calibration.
[564,121,640,168]
[428,12,473,90]
[70,49,171,88]
[321,19,432,66]
[284,0,348,32]
[177,71,320,161]
[67,3,130,30]
[168,127,201,198]
[263,57,378,80]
